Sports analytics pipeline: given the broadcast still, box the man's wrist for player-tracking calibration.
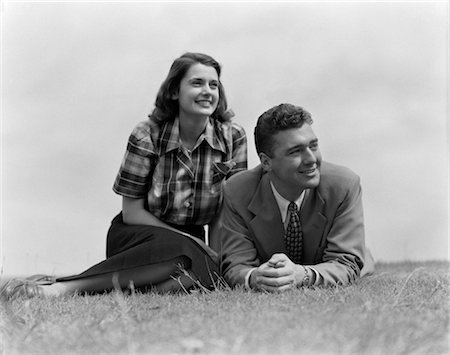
[296,265,310,288]
[244,268,257,290]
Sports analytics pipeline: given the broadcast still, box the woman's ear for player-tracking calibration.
[171,91,179,100]
[259,152,272,172]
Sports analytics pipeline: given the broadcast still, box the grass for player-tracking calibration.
[0,261,448,354]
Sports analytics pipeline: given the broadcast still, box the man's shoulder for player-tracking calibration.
[321,161,359,179]
[224,165,263,196]
[319,161,361,195]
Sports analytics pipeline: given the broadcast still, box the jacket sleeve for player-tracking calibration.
[311,175,369,286]
[211,188,260,287]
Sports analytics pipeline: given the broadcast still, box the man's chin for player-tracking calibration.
[304,174,320,188]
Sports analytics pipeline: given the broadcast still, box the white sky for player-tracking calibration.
[1,1,448,276]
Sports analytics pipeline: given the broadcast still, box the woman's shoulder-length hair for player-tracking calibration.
[149,52,233,124]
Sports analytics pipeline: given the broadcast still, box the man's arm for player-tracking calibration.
[309,175,368,286]
[213,189,260,287]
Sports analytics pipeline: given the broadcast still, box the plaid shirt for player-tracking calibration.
[113,117,247,226]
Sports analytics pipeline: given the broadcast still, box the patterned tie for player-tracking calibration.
[284,202,303,263]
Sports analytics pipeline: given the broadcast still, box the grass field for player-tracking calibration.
[1,261,448,354]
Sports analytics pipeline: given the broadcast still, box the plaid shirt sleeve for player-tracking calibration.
[113,121,157,198]
[229,122,247,177]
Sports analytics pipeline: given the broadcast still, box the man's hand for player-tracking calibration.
[249,253,304,292]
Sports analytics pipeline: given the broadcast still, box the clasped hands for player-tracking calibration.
[249,253,305,292]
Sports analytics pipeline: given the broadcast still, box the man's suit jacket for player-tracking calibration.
[211,161,374,287]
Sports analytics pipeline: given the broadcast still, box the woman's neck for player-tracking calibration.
[178,114,209,151]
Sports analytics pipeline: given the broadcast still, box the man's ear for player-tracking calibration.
[259,152,272,172]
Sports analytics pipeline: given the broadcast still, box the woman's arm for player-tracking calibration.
[122,197,192,237]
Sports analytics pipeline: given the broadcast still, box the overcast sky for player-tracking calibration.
[2,1,448,276]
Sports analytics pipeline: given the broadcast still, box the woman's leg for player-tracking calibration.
[60,218,219,289]
[37,215,218,298]
[42,256,190,296]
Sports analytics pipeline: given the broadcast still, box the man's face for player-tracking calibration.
[261,124,322,200]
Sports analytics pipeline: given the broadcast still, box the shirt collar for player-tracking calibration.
[202,118,227,153]
[159,117,226,155]
[270,181,305,224]
[158,117,181,154]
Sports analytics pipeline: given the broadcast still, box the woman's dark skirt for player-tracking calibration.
[56,213,219,288]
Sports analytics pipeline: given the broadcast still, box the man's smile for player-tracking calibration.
[298,167,317,176]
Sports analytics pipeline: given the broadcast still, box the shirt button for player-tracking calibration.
[184,200,191,208]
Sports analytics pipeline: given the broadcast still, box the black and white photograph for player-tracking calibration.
[1,1,448,354]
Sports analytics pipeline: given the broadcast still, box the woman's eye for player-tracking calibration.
[210,82,218,89]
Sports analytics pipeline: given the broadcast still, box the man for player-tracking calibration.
[212,103,374,291]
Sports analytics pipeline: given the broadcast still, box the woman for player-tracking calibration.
[3,52,247,298]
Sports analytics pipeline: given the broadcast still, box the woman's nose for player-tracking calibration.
[201,84,212,95]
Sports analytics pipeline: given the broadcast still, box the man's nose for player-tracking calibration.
[303,148,317,163]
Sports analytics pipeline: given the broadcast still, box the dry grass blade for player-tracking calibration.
[392,267,425,308]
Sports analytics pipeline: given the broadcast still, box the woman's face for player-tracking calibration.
[175,63,220,120]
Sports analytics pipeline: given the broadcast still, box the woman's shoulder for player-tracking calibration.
[214,119,246,140]
[231,121,246,136]
[130,118,161,142]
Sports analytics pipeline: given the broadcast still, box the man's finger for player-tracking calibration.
[257,268,282,278]
[258,275,294,288]
[259,266,293,278]
[268,253,287,265]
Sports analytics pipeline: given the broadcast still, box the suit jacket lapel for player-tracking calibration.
[248,173,286,261]
[300,189,328,264]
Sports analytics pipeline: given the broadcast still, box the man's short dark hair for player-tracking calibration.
[254,103,313,157]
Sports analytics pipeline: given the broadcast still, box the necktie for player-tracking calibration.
[285,202,302,263]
